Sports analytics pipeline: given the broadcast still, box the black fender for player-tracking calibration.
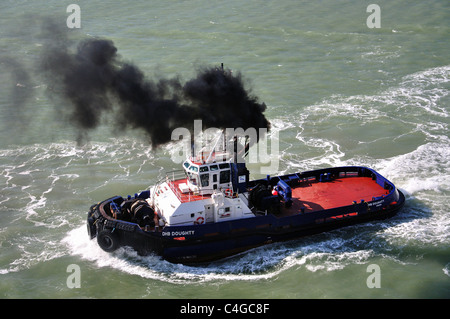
[97,229,120,252]
[87,211,97,239]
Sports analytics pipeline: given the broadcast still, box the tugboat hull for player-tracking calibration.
[87,166,405,263]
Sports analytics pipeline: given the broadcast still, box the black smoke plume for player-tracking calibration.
[39,31,270,147]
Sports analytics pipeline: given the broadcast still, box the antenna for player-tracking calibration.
[205,130,224,163]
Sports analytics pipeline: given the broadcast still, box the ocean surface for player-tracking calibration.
[0,0,449,299]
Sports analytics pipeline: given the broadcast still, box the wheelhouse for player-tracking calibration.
[182,158,232,195]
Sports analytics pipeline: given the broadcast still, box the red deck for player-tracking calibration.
[283,177,389,215]
[168,176,388,214]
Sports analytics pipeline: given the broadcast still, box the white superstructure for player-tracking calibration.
[149,134,254,226]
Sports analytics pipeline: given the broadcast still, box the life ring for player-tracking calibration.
[224,188,232,197]
[196,216,204,224]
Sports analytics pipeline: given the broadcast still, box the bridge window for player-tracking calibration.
[220,170,230,184]
[190,165,198,172]
[200,174,209,187]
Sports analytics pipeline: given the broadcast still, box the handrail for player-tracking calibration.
[152,170,207,203]
[167,174,185,202]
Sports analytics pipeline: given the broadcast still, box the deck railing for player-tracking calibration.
[163,170,207,203]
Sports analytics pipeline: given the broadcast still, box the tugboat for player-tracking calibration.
[87,133,405,263]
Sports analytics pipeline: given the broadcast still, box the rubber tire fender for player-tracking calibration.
[87,212,97,239]
[97,229,120,252]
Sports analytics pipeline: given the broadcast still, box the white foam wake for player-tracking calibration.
[63,224,406,283]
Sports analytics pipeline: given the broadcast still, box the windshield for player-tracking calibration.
[185,170,198,185]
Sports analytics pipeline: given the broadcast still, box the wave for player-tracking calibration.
[444,263,450,278]
[0,139,157,275]
[0,232,67,275]
[0,139,157,220]
[286,64,449,177]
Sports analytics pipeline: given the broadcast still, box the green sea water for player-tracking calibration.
[0,0,449,299]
